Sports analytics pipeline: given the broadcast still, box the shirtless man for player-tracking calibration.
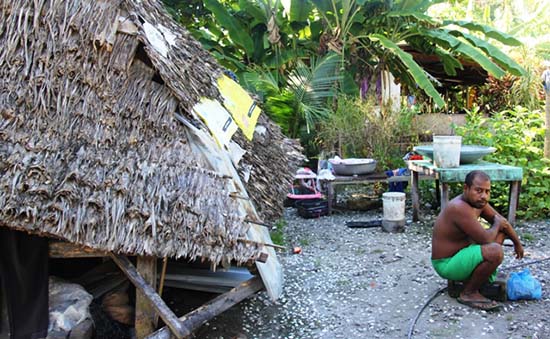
[431,170,524,310]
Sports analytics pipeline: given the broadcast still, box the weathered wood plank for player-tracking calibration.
[146,276,264,339]
[49,241,107,258]
[109,253,185,339]
[179,116,283,301]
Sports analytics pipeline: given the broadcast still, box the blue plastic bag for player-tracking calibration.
[506,269,542,301]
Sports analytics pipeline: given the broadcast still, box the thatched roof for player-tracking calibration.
[0,0,302,268]
[235,115,305,222]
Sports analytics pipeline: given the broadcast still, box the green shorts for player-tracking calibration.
[431,244,496,282]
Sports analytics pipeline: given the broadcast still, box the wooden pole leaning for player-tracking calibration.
[146,276,264,339]
[109,253,187,339]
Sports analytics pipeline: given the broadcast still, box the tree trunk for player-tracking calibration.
[545,91,550,158]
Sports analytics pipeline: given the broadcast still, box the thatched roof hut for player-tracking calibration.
[0,0,302,297]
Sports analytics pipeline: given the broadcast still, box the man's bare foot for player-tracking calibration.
[457,292,501,311]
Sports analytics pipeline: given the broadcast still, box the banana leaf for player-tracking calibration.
[366,33,445,107]
[434,47,463,76]
[385,10,438,26]
[395,0,446,12]
[204,0,255,55]
[450,31,525,76]
[310,0,333,15]
[423,29,506,79]
[289,0,313,22]
[239,0,267,24]
[442,20,522,46]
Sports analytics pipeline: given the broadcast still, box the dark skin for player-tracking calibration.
[432,175,524,307]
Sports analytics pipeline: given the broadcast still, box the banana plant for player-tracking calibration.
[330,0,528,108]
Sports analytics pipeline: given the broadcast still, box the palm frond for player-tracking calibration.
[286,52,342,132]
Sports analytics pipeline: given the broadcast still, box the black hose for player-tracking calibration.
[407,286,447,339]
[500,257,550,271]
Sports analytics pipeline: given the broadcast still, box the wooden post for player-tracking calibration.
[146,276,264,339]
[439,182,449,211]
[327,181,335,215]
[109,254,186,339]
[508,181,521,224]
[435,180,441,207]
[136,256,157,338]
[411,170,419,221]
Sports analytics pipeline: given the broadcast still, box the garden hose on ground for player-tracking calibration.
[407,286,448,339]
[407,256,550,339]
[500,257,550,271]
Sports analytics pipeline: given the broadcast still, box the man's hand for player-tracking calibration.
[494,215,523,259]
[514,242,524,259]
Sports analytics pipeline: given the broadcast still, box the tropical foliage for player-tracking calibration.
[164,0,526,113]
[429,0,550,59]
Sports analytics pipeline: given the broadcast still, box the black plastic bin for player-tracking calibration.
[295,199,329,218]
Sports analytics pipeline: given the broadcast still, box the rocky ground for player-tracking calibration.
[194,204,550,339]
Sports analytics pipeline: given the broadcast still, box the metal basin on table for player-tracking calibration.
[329,158,377,176]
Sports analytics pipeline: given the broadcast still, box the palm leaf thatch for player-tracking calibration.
[0,0,302,270]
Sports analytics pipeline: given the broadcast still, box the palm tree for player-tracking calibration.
[248,53,342,138]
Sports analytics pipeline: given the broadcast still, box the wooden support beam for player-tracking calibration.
[146,276,264,339]
[109,253,186,339]
[136,256,157,338]
[49,241,107,258]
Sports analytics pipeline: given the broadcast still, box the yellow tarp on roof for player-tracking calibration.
[217,75,261,140]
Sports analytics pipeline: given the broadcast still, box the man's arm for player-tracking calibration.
[481,204,524,259]
[452,204,502,244]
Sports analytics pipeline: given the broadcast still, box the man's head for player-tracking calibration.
[463,170,491,209]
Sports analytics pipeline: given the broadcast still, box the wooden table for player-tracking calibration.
[408,160,523,223]
[321,172,417,215]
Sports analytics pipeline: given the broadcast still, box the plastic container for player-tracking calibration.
[433,135,462,168]
[382,192,406,233]
[295,199,329,219]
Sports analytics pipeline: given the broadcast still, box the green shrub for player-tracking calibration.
[270,219,286,246]
[317,95,418,170]
[453,106,550,219]
[317,95,372,159]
